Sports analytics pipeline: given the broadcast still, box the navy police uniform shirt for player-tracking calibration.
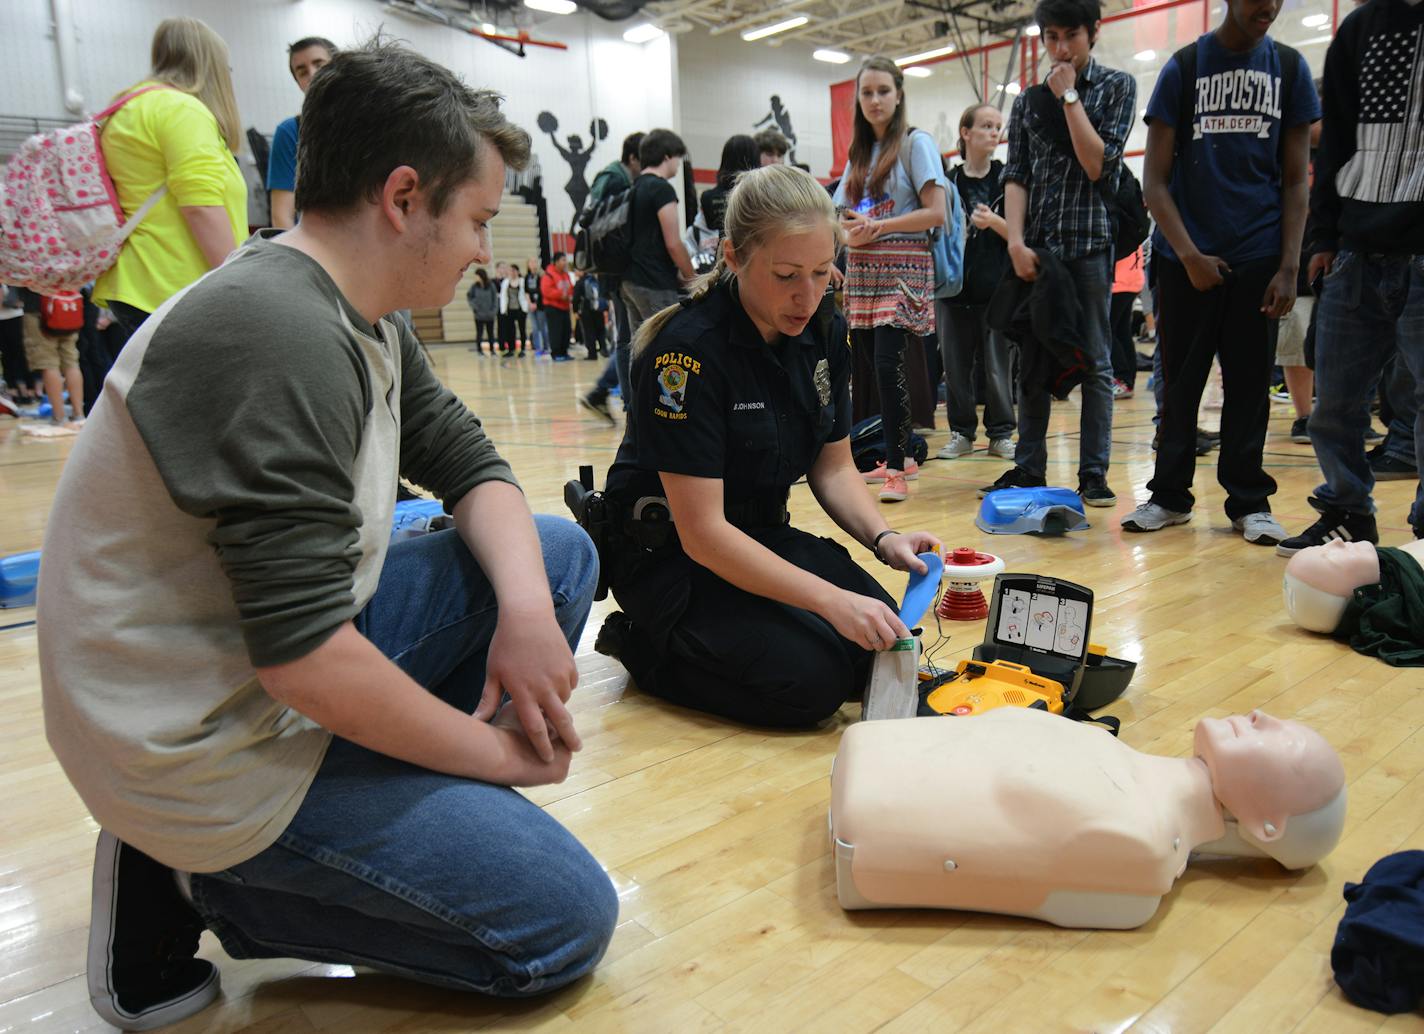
[605,281,852,511]
[1147,32,1320,265]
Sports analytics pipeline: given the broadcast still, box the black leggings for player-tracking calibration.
[475,319,494,348]
[873,324,913,470]
[609,525,894,727]
[498,312,526,354]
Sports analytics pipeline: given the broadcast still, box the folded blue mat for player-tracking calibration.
[975,487,1089,536]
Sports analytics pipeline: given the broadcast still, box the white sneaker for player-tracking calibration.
[1121,502,1192,533]
[988,437,1015,460]
[1232,512,1287,546]
[936,432,973,460]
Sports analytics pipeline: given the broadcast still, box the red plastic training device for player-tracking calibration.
[935,547,1006,622]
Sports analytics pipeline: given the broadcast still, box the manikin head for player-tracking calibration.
[1282,539,1382,633]
[1194,712,1346,867]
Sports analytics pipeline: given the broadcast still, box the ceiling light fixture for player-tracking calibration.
[1005,81,1021,95]
[1133,49,1156,61]
[813,48,851,63]
[1302,13,1329,26]
[903,66,932,77]
[894,43,955,65]
[481,22,497,34]
[1024,24,1041,36]
[524,0,577,13]
[623,22,664,42]
[741,15,810,41]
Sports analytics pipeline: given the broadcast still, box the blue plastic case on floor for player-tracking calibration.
[975,488,1089,536]
[0,550,40,608]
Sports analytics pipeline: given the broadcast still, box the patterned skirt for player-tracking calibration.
[844,236,935,337]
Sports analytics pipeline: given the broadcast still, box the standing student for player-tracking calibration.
[39,41,615,1032]
[622,129,695,332]
[1109,245,1145,399]
[267,36,336,230]
[579,132,645,421]
[938,103,1015,462]
[94,17,248,340]
[540,252,575,361]
[524,258,546,355]
[1276,0,1424,553]
[982,0,1136,508]
[466,267,497,355]
[497,261,530,356]
[574,271,607,360]
[833,57,948,504]
[700,134,760,236]
[1121,0,1317,545]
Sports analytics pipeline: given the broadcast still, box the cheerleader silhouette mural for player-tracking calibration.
[755,95,798,164]
[537,112,608,226]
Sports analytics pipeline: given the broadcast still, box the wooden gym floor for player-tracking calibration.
[3,342,1423,1034]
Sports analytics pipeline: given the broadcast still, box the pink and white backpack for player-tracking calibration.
[0,86,171,295]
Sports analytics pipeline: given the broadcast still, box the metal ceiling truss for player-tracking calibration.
[645,0,1128,63]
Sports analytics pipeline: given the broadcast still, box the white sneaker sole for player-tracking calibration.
[88,831,221,1032]
[1121,512,1191,532]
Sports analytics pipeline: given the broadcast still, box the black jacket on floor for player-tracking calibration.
[987,248,1088,400]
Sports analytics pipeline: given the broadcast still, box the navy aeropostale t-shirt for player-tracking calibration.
[1146,32,1320,265]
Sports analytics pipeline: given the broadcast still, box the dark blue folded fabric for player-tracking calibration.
[1332,850,1424,1014]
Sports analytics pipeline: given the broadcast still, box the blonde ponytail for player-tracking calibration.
[633,164,842,357]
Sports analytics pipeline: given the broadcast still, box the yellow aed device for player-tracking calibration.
[923,659,1067,717]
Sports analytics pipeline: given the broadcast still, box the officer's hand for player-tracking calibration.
[474,612,582,762]
[825,590,910,652]
[879,531,943,574]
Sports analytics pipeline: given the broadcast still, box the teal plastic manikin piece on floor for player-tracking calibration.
[975,487,1090,536]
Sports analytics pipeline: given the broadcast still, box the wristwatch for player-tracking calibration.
[1062,88,1080,106]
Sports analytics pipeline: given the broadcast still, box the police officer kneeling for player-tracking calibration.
[595,164,941,727]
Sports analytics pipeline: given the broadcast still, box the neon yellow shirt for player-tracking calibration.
[93,83,247,313]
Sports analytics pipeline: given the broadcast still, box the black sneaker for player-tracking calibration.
[578,395,615,425]
[1078,474,1117,508]
[1275,498,1379,558]
[977,467,1047,498]
[1151,429,1215,456]
[1370,452,1418,481]
[88,831,220,1031]
[1290,417,1311,444]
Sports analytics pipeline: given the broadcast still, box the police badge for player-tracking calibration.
[813,358,831,407]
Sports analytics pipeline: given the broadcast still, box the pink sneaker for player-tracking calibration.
[879,471,909,502]
[862,459,919,483]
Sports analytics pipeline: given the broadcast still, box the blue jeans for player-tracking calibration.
[188,517,617,997]
[1382,352,1418,466]
[529,309,549,353]
[1014,248,1115,479]
[1310,251,1424,528]
[588,289,633,407]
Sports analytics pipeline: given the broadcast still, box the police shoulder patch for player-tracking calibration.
[652,350,701,421]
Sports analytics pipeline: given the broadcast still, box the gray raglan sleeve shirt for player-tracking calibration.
[126,250,517,669]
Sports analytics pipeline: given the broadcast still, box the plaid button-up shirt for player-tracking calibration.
[1003,58,1137,261]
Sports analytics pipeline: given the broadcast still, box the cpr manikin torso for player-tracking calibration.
[1283,538,1424,632]
[830,708,1346,928]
